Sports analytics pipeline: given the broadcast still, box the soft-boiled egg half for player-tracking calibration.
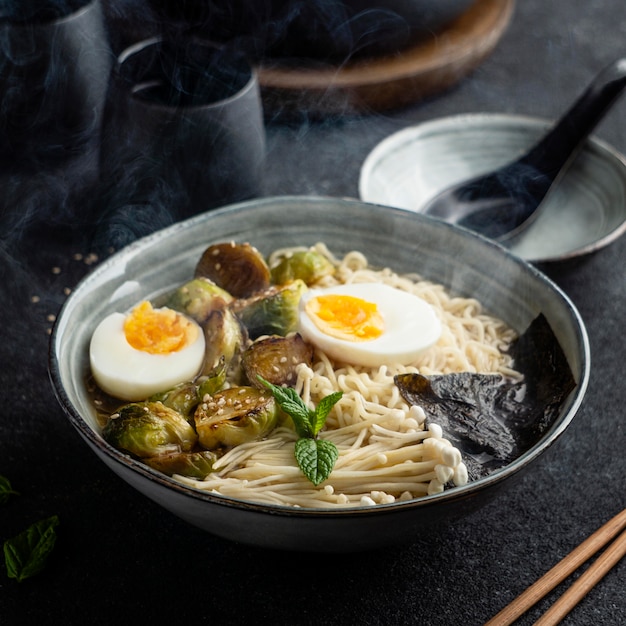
[90,301,205,401]
[298,283,441,367]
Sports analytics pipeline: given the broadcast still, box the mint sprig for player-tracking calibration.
[258,376,341,486]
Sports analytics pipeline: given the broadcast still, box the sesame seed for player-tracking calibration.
[47,314,56,322]
[31,295,40,303]
[51,266,61,275]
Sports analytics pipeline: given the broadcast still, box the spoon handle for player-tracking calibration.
[519,58,626,179]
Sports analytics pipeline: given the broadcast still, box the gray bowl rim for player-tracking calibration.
[49,194,591,519]
[358,112,626,263]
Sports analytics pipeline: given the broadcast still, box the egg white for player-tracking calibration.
[298,283,441,367]
[89,309,206,401]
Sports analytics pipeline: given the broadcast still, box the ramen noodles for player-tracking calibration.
[93,243,519,508]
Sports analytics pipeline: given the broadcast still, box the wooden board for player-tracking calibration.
[258,0,516,118]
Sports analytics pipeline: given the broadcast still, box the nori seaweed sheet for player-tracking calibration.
[394,314,577,480]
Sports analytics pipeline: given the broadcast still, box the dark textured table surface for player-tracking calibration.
[1,1,625,624]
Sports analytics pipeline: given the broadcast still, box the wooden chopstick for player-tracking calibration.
[533,527,626,625]
[485,508,626,626]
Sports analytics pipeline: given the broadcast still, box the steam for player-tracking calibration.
[263,1,413,60]
[0,1,88,23]
[91,176,185,253]
[0,0,417,254]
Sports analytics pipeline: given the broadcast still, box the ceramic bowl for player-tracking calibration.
[49,196,589,551]
[359,114,626,263]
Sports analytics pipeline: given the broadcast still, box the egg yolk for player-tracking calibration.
[305,294,384,342]
[123,301,198,355]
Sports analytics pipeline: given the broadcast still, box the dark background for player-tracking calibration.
[1,1,624,624]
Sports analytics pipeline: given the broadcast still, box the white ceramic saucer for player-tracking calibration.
[359,114,626,263]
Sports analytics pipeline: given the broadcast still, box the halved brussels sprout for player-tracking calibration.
[194,386,278,450]
[195,242,270,298]
[270,249,335,286]
[165,277,233,323]
[201,307,248,379]
[243,333,313,388]
[197,358,228,397]
[150,382,201,422]
[233,279,307,339]
[144,450,219,479]
[103,401,197,458]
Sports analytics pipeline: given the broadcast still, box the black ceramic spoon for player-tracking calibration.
[421,58,626,241]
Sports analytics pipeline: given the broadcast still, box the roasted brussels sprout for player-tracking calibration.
[150,382,201,422]
[195,242,270,298]
[201,307,248,379]
[144,450,219,479]
[197,358,228,397]
[165,277,233,323]
[194,386,278,449]
[233,279,307,339]
[270,249,335,286]
[102,401,197,458]
[243,333,313,388]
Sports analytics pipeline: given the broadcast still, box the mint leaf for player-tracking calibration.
[311,391,343,435]
[4,515,59,582]
[0,475,19,504]
[258,376,342,485]
[295,438,339,486]
[257,376,313,437]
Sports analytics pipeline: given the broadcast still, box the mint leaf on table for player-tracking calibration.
[0,475,19,504]
[258,376,342,485]
[4,515,60,582]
